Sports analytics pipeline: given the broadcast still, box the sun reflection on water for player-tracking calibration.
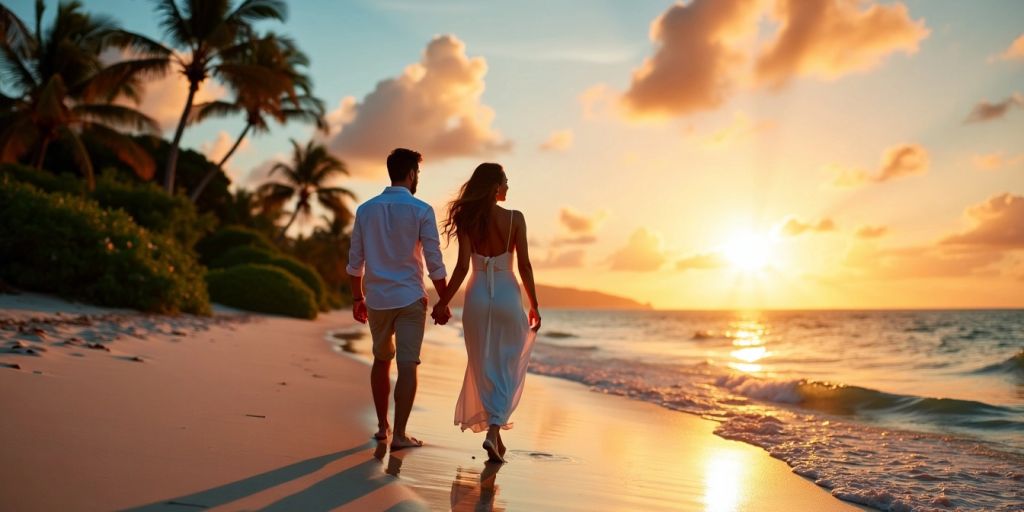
[726,320,769,372]
[703,454,743,512]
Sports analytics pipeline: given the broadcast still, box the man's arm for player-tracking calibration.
[420,207,450,323]
[346,214,367,323]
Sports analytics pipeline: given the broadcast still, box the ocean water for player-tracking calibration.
[477,309,1023,511]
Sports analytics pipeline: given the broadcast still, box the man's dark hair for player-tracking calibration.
[387,148,422,182]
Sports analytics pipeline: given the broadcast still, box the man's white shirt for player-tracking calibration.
[346,186,447,310]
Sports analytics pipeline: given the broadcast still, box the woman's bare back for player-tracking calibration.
[472,206,515,257]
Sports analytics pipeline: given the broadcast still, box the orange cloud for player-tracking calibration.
[972,152,1024,171]
[579,84,616,120]
[778,216,836,236]
[200,131,249,182]
[559,207,606,234]
[621,0,760,119]
[676,252,728,271]
[844,244,1003,279]
[998,34,1024,61]
[110,50,226,133]
[536,249,586,269]
[964,92,1024,123]
[701,111,774,148]
[856,225,888,239]
[755,0,928,88]
[942,193,1024,248]
[326,35,510,174]
[609,228,667,271]
[540,129,573,152]
[832,143,928,186]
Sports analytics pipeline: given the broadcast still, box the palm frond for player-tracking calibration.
[152,0,193,46]
[228,0,287,26]
[79,57,170,102]
[1,4,35,59]
[102,29,172,57]
[191,99,242,123]
[84,123,156,181]
[1,44,38,93]
[57,125,95,190]
[74,103,159,134]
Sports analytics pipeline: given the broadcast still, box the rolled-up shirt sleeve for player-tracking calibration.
[346,215,365,277]
[420,207,447,281]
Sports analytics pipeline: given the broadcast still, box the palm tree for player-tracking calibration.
[188,33,325,203]
[257,139,355,240]
[0,1,170,190]
[152,0,288,194]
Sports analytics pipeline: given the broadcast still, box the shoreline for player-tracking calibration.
[331,321,870,511]
[2,292,865,511]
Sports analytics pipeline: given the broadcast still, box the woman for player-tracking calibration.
[434,162,541,463]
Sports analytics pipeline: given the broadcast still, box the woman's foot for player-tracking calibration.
[497,432,507,457]
[482,438,504,463]
[372,424,391,440]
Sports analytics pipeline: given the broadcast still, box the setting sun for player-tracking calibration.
[720,232,776,272]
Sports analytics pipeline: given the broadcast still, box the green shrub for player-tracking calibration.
[206,264,317,319]
[209,246,328,310]
[0,180,210,314]
[195,226,276,265]
[208,246,277,268]
[1,163,84,195]
[93,171,215,249]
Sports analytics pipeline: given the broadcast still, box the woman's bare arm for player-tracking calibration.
[438,230,472,307]
[514,211,541,330]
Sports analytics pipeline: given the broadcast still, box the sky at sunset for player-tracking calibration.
[11,0,1024,309]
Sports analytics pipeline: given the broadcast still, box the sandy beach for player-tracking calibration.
[1,292,865,511]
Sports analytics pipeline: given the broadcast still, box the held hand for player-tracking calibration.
[529,307,542,332]
[431,303,450,325]
[352,300,368,324]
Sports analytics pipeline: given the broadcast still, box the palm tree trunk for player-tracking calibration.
[164,81,199,194]
[189,123,251,203]
[278,202,303,240]
[32,136,51,170]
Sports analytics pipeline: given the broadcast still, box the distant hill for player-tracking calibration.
[428,283,651,310]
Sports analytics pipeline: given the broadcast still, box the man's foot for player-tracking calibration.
[482,438,505,463]
[372,425,391,440]
[390,434,424,450]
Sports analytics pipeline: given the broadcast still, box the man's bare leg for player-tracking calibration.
[391,361,423,449]
[371,358,391,440]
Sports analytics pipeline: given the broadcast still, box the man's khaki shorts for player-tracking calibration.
[367,298,427,364]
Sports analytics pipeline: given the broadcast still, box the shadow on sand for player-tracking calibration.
[121,442,424,512]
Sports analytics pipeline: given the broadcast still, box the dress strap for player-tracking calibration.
[506,209,515,252]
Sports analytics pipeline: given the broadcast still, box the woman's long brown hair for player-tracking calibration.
[441,163,506,246]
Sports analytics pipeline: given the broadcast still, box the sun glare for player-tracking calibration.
[721,232,776,272]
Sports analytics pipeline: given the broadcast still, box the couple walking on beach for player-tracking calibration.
[346,148,541,463]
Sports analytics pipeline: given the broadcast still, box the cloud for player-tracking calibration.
[536,248,586,269]
[579,84,616,120]
[831,143,929,186]
[676,252,728,271]
[778,216,836,236]
[540,129,573,152]
[701,111,774,148]
[609,228,667,271]
[621,0,761,119]
[114,58,230,134]
[559,207,606,234]
[844,244,1003,279]
[755,0,929,88]
[200,131,249,182]
[616,0,927,119]
[238,155,283,190]
[856,225,888,239]
[964,92,1024,123]
[971,152,1024,171]
[941,193,1024,248]
[997,34,1024,61]
[325,35,510,174]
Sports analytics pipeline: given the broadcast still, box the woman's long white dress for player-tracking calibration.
[454,211,537,433]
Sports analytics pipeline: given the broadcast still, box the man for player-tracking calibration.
[347,148,451,450]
